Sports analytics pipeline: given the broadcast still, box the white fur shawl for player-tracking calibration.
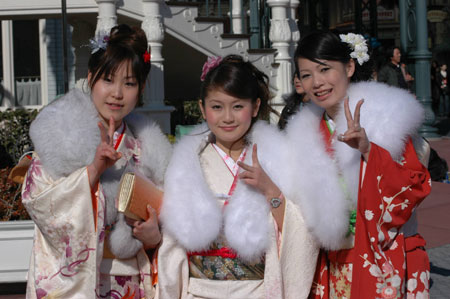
[29,88,172,258]
[160,121,287,262]
[283,81,424,250]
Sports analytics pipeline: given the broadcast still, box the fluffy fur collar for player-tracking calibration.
[30,88,172,258]
[30,88,171,185]
[160,121,286,262]
[284,81,424,250]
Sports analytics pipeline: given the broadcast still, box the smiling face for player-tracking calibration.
[297,58,354,118]
[89,60,140,129]
[199,89,260,153]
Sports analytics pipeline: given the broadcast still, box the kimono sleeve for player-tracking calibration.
[21,155,100,297]
[360,140,431,250]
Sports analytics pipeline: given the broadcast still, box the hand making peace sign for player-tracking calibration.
[87,116,122,188]
[237,144,281,200]
[337,98,371,161]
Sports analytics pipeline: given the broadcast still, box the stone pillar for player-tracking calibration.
[1,20,15,107]
[95,0,117,35]
[231,0,243,34]
[72,20,95,89]
[267,0,293,121]
[400,0,439,137]
[288,0,300,61]
[141,0,174,134]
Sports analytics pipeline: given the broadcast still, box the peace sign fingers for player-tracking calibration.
[339,98,371,161]
[344,98,363,132]
[238,144,281,199]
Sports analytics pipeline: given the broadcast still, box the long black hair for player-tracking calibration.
[294,31,373,83]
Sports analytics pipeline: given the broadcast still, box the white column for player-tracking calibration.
[231,0,243,34]
[71,20,95,89]
[142,0,165,107]
[289,0,300,60]
[39,19,49,106]
[95,0,117,35]
[141,0,174,134]
[1,20,15,107]
[267,0,292,120]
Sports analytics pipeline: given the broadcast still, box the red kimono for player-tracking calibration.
[283,81,432,299]
[311,127,431,298]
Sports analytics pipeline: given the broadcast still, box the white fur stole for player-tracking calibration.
[160,121,286,262]
[284,81,424,250]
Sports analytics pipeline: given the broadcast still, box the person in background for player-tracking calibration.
[437,63,449,117]
[278,71,310,130]
[377,46,409,90]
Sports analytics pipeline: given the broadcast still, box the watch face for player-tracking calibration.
[270,197,282,208]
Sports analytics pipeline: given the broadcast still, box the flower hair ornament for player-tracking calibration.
[201,56,223,81]
[88,31,109,54]
[339,33,370,65]
[143,49,151,64]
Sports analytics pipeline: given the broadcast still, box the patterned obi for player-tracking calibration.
[187,239,265,281]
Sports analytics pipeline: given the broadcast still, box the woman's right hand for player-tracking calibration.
[126,205,162,250]
[87,116,122,188]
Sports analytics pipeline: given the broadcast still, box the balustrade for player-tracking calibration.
[170,0,271,49]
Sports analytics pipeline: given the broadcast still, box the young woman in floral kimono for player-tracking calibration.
[22,24,171,298]
[282,31,431,298]
[156,55,319,299]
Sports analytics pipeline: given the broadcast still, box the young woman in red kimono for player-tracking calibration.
[282,31,431,298]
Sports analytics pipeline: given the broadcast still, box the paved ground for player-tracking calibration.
[1,120,449,298]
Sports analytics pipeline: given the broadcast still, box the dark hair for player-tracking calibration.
[200,55,271,120]
[385,46,400,60]
[87,24,151,92]
[294,30,373,83]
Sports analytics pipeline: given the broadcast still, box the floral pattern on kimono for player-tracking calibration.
[310,141,431,299]
[23,125,153,299]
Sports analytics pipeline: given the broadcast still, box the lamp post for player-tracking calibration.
[400,0,439,138]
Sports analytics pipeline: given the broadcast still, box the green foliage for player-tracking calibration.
[0,109,38,164]
[0,167,30,220]
[183,100,203,125]
[0,109,36,221]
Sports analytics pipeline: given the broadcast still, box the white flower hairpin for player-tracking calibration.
[339,33,370,65]
[88,31,109,54]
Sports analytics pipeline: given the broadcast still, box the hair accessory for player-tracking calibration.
[88,31,109,54]
[339,33,369,65]
[200,56,222,81]
[143,50,151,64]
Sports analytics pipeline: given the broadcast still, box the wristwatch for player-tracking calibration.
[270,197,282,208]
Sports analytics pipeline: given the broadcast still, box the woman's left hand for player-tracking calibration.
[338,98,371,161]
[125,205,161,250]
[238,144,281,199]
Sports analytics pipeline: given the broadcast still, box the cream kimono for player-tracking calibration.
[157,122,319,299]
[22,89,172,298]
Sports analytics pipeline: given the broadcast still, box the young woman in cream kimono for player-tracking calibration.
[22,25,171,298]
[157,55,319,299]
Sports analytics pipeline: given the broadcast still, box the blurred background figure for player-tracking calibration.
[278,72,310,130]
[437,63,449,117]
[377,46,409,90]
